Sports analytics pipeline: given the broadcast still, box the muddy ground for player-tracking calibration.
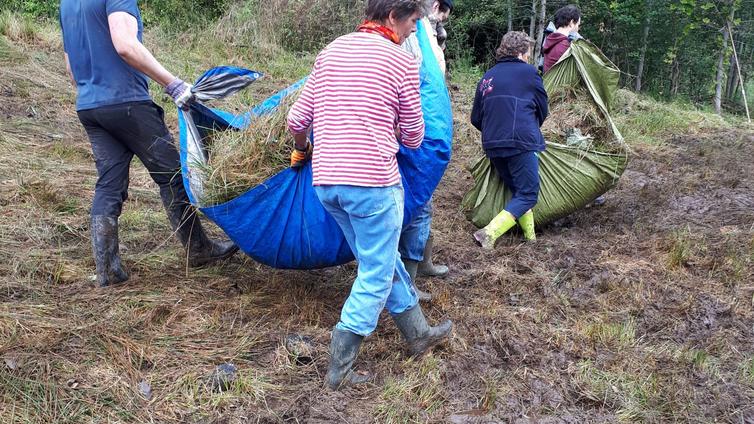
[1,34,754,423]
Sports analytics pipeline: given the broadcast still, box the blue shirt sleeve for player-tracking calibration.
[106,0,140,18]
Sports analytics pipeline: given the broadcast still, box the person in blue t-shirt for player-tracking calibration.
[59,0,238,287]
[470,31,549,249]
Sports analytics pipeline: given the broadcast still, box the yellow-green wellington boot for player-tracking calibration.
[473,210,517,250]
[518,210,536,241]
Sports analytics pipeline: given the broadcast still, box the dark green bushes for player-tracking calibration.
[266,0,363,52]
[0,0,230,32]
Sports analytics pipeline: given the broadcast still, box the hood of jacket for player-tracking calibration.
[542,32,569,54]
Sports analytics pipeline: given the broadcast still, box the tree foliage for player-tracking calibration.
[0,0,231,31]
[446,0,754,112]
[1,0,751,113]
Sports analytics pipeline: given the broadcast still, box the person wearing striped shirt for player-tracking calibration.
[287,0,453,391]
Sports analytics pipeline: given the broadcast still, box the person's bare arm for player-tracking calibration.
[63,53,75,86]
[108,11,174,87]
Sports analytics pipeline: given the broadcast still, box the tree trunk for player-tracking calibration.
[529,0,537,40]
[635,3,651,92]
[533,0,547,62]
[726,51,738,100]
[727,41,745,100]
[714,8,734,114]
[670,56,680,97]
[508,0,513,33]
[714,30,729,114]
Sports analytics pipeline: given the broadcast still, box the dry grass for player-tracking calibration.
[541,86,622,152]
[374,355,446,422]
[199,92,299,205]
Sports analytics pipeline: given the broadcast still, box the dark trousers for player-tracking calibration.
[77,101,190,220]
[489,152,540,219]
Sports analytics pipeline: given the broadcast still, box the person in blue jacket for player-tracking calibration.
[470,31,549,249]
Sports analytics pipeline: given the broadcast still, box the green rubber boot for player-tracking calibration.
[473,209,517,250]
[518,210,536,241]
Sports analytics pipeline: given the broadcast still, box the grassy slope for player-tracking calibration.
[1,9,754,423]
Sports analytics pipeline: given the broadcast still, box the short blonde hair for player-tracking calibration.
[495,31,534,60]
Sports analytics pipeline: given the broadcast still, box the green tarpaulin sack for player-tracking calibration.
[461,39,629,227]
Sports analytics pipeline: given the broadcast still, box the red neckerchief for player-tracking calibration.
[357,20,400,45]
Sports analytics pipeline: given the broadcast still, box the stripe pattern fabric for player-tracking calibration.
[288,32,425,187]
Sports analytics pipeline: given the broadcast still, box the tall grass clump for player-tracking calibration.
[0,10,61,49]
[0,10,39,41]
[667,228,692,269]
[0,0,58,18]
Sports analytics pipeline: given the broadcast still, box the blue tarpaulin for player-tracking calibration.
[177,20,452,269]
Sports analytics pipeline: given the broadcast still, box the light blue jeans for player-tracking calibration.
[315,184,419,337]
[399,199,433,262]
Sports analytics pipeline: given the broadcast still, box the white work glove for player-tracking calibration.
[165,78,195,110]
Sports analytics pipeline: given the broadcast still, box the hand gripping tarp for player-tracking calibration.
[178,20,453,269]
[461,40,629,227]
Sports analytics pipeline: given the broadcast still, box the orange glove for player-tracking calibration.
[290,142,313,168]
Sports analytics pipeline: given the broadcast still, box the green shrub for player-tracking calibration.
[266,0,363,52]
[0,0,57,18]
[444,0,511,69]
[140,0,230,32]
[0,0,230,31]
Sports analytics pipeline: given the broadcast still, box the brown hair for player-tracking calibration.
[365,0,429,22]
[554,4,581,29]
[495,31,534,60]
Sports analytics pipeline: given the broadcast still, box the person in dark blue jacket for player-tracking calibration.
[470,31,549,249]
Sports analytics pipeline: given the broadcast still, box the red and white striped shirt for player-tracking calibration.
[287,32,425,187]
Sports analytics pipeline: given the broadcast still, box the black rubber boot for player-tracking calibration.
[325,328,372,390]
[91,215,129,288]
[417,234,449,278]
[404,259,433,302]
[161,195,238,268]
[393,304,452,357]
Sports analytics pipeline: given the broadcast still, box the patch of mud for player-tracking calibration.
[426,127,754,422]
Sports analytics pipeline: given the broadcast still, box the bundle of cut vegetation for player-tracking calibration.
[541,86,623,153]
[199,91,300,205]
